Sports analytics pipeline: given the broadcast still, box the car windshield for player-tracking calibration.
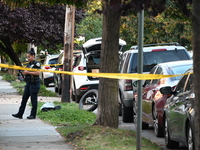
[168,64,192,81]
[48,58,58,64]
[130,49,190,73]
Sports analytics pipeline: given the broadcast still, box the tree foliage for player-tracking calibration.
[0,3,66,65]
[0,2,85,65]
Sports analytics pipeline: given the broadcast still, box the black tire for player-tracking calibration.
[153,105,164,137]
[54,86,58,93]
[79,89,98,111]
[165,117,179,149]
[118,93,122,116]
[122,102,133,123]
[118,102,122,116]
[44,81,49,87]
[142,122,149,129]
[54,76,58,93]
[187,123,194,150]
[73,81,80,103]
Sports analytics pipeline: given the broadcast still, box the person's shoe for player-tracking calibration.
[12,113,22,119]
[27,115,36,119]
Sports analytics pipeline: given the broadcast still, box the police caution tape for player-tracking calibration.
[0,63,192,80]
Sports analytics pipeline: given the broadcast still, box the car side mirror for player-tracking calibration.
[160,86,174,95]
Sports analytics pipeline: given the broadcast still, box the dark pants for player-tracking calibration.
[18,81,40,117]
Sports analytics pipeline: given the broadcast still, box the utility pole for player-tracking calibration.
[136,9,144,150]
[61,5,75,103]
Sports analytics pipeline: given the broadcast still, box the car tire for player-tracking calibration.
[54,77,58,93]
[118,102,122,116]
[165,117,179,149]
[54,86,58,93]
[122,102,133,123]
[153,104,164,137]
[187,123,194,150]
[79,89,98,111]
[142,122,149,129]
[73,81,80,103]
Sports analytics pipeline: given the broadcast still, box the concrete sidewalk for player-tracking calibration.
[0,76,74,150]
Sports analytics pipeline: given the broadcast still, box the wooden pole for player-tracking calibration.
[61,5,75,103]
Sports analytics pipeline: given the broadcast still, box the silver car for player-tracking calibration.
[41,54,59,87]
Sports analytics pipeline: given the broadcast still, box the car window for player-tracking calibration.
[151,66,163,84]
[130,49,190,73]
[169,64,192,81]
[175,75,189,94]
[144,66,158,85]
[57,53,63,64]
[73,55,82,67]
[122,53,131,73]
[185,74,193,92]
[48,58,58,64]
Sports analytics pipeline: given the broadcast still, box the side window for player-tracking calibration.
[185,74,193,92]
[119,53,127,71]
[75,55,82,66]
[151,66,163,84]
[122,53,131,73]
[176,75,189,93]
[145,66,158,85]
[58,53,63,64]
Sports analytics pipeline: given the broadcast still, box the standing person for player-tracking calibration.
[12,48,41,119]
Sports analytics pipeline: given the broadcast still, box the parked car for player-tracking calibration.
[53,52,64,94]
[119,43,192,123]
[72,37,126,102]
[40,54,59,87]
[160,68,194,149]
[133,60,193,137]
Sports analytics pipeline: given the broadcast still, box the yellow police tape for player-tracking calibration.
[0,63,191,80]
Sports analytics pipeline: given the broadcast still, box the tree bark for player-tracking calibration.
[61,5,75,103]
[192,0,200,149]
[95,0,121,128]
[0,39,21,66]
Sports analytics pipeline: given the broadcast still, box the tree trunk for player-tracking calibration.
[192,0,200,149]
[95,0,121,128]
[0,39,21,66]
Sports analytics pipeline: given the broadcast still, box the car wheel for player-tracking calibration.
[58,86,62,95]
[118,93,122,116]
[165,117,179,149]
[73,82,80,103]
[44,80,49,87]
[153,104,164,137]
[54,77,58,93]
[122,102,133,123]
[142,122,149,129]
[187,123,194,150]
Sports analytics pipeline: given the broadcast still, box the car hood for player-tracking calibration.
[82,37,126,55]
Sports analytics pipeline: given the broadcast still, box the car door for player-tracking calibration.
[167,75,189,139]
[176,74,193,141]
[142,66,163,123]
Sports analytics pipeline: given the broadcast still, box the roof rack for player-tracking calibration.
[130,42,180,50]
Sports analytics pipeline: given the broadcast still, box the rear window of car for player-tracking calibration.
[129,49,191,73]
[48,58,58,64]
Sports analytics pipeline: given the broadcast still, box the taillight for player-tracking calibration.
[59,68,63,71]
[125,79,133,91]
[151,49,167,52]
[44,66,52,69]
[80,87,89,91]
[78,66,85,71]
